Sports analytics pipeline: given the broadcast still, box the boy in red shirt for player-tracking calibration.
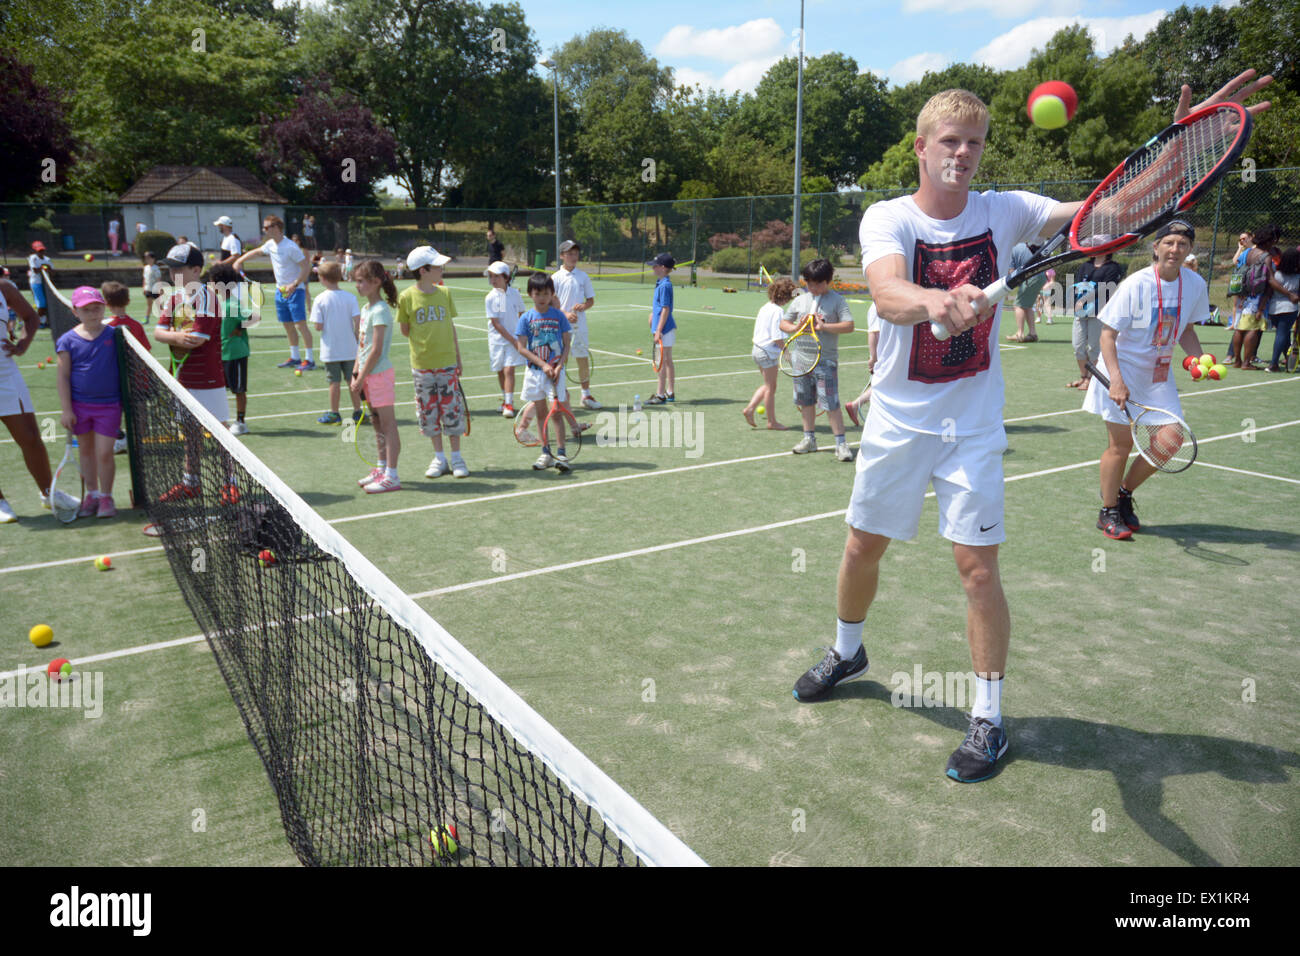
[101,281,149,454]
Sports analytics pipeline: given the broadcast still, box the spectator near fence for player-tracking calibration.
[1067,243,1125,390]
[1230,223,1281,370]
[1265,247,1300,371]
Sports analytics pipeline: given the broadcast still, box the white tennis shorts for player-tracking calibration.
[570,313,590,359]
[846,405,1008,546]
[520,365,568,404]
[188,386,231,425]
[0,356,34,416]
[655,329,676,349]
[488,330,524,372]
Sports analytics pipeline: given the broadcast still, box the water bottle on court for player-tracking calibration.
[633,394,642,412]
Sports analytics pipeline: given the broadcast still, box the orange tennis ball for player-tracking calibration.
[1189,363,1204,380]
[1027,81,1078,129]
[1211,363,1227,379]
[47,658,71,679]
[1182,355,1198,371]
[1207,365,1221,380]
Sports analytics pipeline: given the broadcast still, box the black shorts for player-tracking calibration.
[223,357,248,394]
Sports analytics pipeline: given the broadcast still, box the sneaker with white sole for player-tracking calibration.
[363,475,401,494]
[230,421,249,435]
[582,396,602,410]
[357,467,383,487]
[96,494,117,519]
[792,435,817,454]
[0,500,17,523]
[451,459,470,478]
[425,457,449,478]
[533,452,555,470]
[501,403,516,418]
[834,443,854,462]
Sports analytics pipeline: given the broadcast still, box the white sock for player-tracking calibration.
[502,391,510,403]
[434,451,448,463]
[835,433,847,446]
[972,675,1003,726]
[384,467,398,480]
[290,346,300,361]
[450,450,465,463]
[304,348,313,362]
[375,459,386,471]
[833,618,864,659]
[582,388,591,398]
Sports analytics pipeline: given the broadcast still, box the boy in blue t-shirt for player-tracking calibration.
[647,253,676,403]
[514,273,573,472]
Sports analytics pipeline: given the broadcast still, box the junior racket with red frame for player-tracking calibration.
[931,102,1253,340]
[541,401,583,464]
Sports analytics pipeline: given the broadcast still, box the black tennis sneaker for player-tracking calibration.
[1116,488,1141,531]
[1097,507,1133,540]
[945,714,1009,783]
[792,645,868,702]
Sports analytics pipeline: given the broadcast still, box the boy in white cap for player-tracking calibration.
[552,239,599,409]
[399,245,470,478]
[233,214,315,371]
[213,216,244,268]
[484,261,524,416]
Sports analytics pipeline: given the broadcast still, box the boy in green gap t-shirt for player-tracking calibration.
[212,264,252,434]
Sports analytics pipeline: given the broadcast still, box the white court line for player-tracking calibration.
[4,421,1297,672]
[1193,461,1300,484]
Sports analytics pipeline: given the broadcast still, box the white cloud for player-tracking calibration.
[656,18,787,62]
[973,12,1166,71]
[902,0,1077,16]
[670,54,786,95]
[885,52,952,85]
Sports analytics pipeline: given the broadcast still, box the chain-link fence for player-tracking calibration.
[6,167,1296,289]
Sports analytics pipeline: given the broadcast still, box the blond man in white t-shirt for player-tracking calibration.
[792,72,1273,785]
[233,215,315,370]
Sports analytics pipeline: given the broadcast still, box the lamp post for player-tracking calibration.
[540,58,561,266]
[790,1,805,279]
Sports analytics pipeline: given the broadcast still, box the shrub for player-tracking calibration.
[135,230,175,262]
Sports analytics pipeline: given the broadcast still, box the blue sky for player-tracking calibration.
[523,0,1228,91]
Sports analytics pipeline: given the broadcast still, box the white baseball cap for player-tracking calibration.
[406,246,451,270]
[484,261,512,277]
[213,215,234,227]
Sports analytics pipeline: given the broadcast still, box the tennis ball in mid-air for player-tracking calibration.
[1199,353,1216,368]
[432,824,459,859]
[756,405,765,415]
[29,624,53,647]
[1027,81,1078,130]
[1211,363,1227,379]
[94,556,112,571]
[1189,363,1205,380]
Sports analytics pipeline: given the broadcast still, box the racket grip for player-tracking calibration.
[929,276,1013,341]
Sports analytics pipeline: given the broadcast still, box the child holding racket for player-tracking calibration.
[783,258,855,460]
[743,277,796,429]
[350,260,402,492]
[55,286,123,518]
[646,253,676,404]
[1085,220,1209,539]
[514,273,573,472]
[399,245,469,479]
[484,261,525,417]
[793,72,1272,786]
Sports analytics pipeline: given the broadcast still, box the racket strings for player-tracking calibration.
[1135,417,1195,471]
[1078,108,1239,241]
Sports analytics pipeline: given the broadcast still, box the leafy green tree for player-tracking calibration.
[857,130,920,191]
[731,53,893,186]
[0,52,76,202]
[886,63,1002,141]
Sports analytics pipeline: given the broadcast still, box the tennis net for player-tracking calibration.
[115,327,704,867]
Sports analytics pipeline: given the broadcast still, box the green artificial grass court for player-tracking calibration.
[2,275,1298,866]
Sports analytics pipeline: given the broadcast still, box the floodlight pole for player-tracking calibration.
[791,1,805,280]
[541,58,561,266]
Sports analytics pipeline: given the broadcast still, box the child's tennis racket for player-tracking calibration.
[50,433,83,523]
[931,102,1253,341]
[779,314,821,377]
[541,401,583,462]
[513,400,543,446]
[651,338,664,372]
[1086,361,1198,473]
[566,351,593,384]
[349,391,378,473]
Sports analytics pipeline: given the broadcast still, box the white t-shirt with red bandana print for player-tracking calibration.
[859,190,1056,436]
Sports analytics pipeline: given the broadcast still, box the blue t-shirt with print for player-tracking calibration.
[515,306,571,369]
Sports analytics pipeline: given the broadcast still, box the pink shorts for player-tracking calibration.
[71,400,122,438]
[363,367,397,408]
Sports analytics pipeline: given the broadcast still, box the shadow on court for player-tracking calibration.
[831,680,1298,866]
[1141,522,1300,564]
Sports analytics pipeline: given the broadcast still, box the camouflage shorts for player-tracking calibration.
[413,367,466,437]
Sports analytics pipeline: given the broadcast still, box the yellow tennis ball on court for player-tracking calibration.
[756,405,765,415]
[295,369,302,377]
[636,349,642,355]
[94,555,112,571]
[29,624,54,647]
[1211,363,1227,380]
[36,362,44,369]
